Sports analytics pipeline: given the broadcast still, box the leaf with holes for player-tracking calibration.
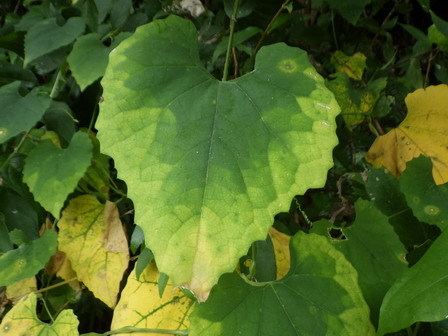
[366,85,448,185]
[189,232,374,336]
[57,195,129,308]
[97,15,340,300]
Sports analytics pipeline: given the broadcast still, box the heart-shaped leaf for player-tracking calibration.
[97,15,340,299]
[23,132,93,217]
[189,232,375,336]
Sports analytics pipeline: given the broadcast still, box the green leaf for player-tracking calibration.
[334,200,407,326]
[97,15,340,299]
[0,293,79,335]
[223,0,256,19]
[23,132,93,217]
[135,247,153,280]
[0,230,57,286]
[0,214,13,253]
[189,232,374,336]
[0,63,37,86]
[321,0,371,25]
[378,227,448,335]
[67,33,111,91]
[24,17,85,66]
[430,10,448,37]
[0,81,51,144]
[400,156,448,230]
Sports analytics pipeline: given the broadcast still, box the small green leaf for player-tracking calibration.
[130,225,145,254]
[320,0,371,25]
[23,132,93,217]
[430,10,448,37]
[0,293,79,335]
[24,17,85,66]
[97,15,340,299]
[0,214,13,253]
[189,232,374,336]
[0,230,57,286]
[334,200,407,326]
[67,33,111,91]
[378,227,448,335]
[158,272,169,298]
[400,156,448,230]
[0,81,50,144]
[136,247,153,280]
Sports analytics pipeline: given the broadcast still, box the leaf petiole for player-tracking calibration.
[222,0,240,81]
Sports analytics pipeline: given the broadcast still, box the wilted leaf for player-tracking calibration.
[327,73,386,125]
[23,132,93,217]
[46,250,82,291]
[0,230,57,286]
[268,227,290,279]
[333,200,407,326]
[399,156,448,230]
[331,50,367,80]
[24,17,85,66]
[97,15,339,300]
[58,195,129,307]
[0,293,79,335]
[366,85,448,185]
[378,227,448,335]
[111,263,194,335]
[0,81,50,144]
[189,232,374,336]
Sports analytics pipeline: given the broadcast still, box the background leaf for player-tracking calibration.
[23,131,93,217]
[97,15,340,300]
[189,232,374,336]
[57,195,129,308]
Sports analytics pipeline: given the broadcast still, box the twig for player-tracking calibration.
[366,3,396,53]
[232,47,239,78]
[254,0,291,53]
[222,0,240,81]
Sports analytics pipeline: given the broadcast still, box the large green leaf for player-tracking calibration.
[378,227,448,335]
[23,132,93,217]
[0,81,50,144]
[0,293,79,335]
[334,200,407,326]
[0,230,57,286]
[97,15,340,299]
[400,156,448,230]
[189,232,374,335]
[24,17,85,66]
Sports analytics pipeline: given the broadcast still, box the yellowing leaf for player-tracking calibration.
[331,50,367,80]
[269,227,291,279]
[46,250,82,291]
[0,293,79,335]
[6,277,37,303]
[111,263,194,335]
[57,195,129,307]
[366,85,448,184]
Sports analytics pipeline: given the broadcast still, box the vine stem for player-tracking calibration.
[222,0,240,81]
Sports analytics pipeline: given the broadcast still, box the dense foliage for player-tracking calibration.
[1,0,448,335]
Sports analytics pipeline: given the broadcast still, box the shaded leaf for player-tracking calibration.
[268,227,290,280]
[97,15,339,300]
[58,195,129,307]
[24,17,85,66]
[0,81,50,144]
[189,232,374,336]
[366,85,448,185]
[378,227,448,335]
[23,132,93,217]
[0,230,57,287]
[400,156,448,230]
[334,200,407,326]
[331,50,367,80]
[319,0,371,25]
[0,293,79,335]
[111,263,194,335]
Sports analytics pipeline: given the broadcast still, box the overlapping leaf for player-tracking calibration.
[97,15,340,300]
[268,227,291,279]
[366,84,448,184]
[189,232,374,336]
[23,132,93,217]
[0,293,79,335]
[57,195,129,307]
[111,263,194,335]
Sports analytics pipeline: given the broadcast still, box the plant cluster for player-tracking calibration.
[0,0,448,335]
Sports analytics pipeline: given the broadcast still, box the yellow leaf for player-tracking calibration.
[46,250,82,291]
[269,227,291,280]
[331,50,367,80]
[111,263,194,335]
[0,293,79,335]
[6,277,37,303]
[57,195,129,308]
[366,85,448,184]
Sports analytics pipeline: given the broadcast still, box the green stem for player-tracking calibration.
[222,0,240,81]
[81,326,188,335]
